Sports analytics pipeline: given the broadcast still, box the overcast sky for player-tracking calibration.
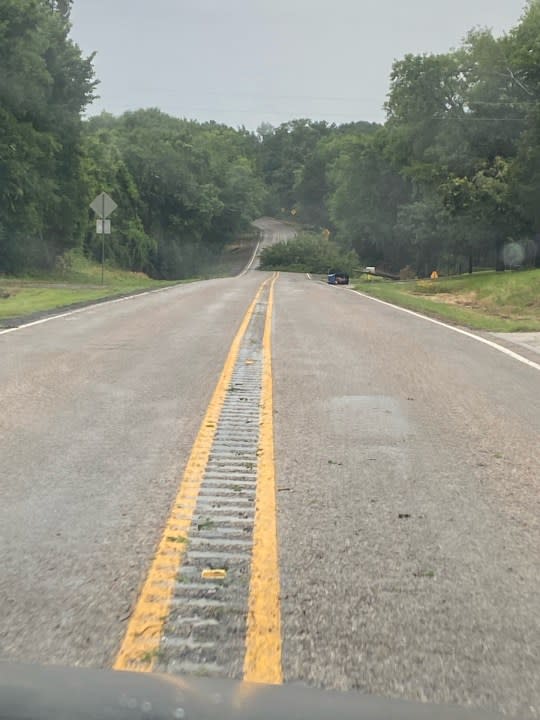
[70,0,526,129]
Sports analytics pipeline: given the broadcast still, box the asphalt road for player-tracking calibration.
[273,275,540,719]
[0,273,266,668]
[251,216,297,267]
[1,222,539,718]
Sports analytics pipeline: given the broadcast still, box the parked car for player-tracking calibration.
[327,270,349,285]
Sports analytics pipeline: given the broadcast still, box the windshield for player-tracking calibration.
[1,2,539,719]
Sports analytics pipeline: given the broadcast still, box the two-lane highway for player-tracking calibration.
[1,225,539,718]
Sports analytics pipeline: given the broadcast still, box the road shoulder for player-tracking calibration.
[0,283,187,331]
[306,276,540,372]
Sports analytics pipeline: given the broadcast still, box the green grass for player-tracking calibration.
[0,251,187,323]
[352,269,540,332]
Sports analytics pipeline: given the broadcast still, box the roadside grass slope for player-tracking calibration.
[352,270,540,332]
[0,252,176,323]
[0,236,259,325]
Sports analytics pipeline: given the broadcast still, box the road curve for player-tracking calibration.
[0,225,539,719]
[251,216,297,267]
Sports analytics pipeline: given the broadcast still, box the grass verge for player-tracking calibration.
[0,252,184,324]
[352,270,540,332]
[0,238,259,326]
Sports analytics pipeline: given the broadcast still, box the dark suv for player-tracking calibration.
[327,270,349,285]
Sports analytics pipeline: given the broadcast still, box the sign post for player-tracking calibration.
[90,192,117,284]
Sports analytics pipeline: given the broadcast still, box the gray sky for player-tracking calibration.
[70,0,526,129]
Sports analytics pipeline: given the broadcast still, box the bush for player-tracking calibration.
[259,233,359,274]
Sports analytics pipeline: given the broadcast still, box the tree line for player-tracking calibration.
[1,0,539,278]
[261,2,540,275]
[0,0,265,278]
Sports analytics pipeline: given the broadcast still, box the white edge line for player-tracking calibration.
[3,239,262,338]
[348,287,540,372]
[307,276,540,372]
[237,239,261,277]
[0,282,194,337]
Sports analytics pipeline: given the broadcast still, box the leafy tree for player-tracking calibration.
[257,119,333,217]
[384,51,469,175]
[506,1,540,265]
[328,133,410,269]
[0,0,95,272]
[45,0,72,20]
[82,118,154,271]
[81,110,265,278]
[510,108,540,266]
[396,196,452,276]
[259,232,359,274]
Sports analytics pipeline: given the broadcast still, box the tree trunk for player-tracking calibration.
[468,253,473,274]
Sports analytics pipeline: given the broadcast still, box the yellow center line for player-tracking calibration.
[114,276,271,672]
[243,272,283,684]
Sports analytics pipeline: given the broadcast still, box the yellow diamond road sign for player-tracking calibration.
[90,192,117,219]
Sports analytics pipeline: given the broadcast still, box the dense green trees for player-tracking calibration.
[262,2,540,274]
[257,119,378,225]
[2,0,539,278]
[0,2,265,278]
[0,0,95,272]
[82,111,266,278]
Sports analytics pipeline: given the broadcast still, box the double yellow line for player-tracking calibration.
[243,273,282,684]
[114,274,282,685]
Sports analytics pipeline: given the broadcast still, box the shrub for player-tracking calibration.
[259,233,359,274]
